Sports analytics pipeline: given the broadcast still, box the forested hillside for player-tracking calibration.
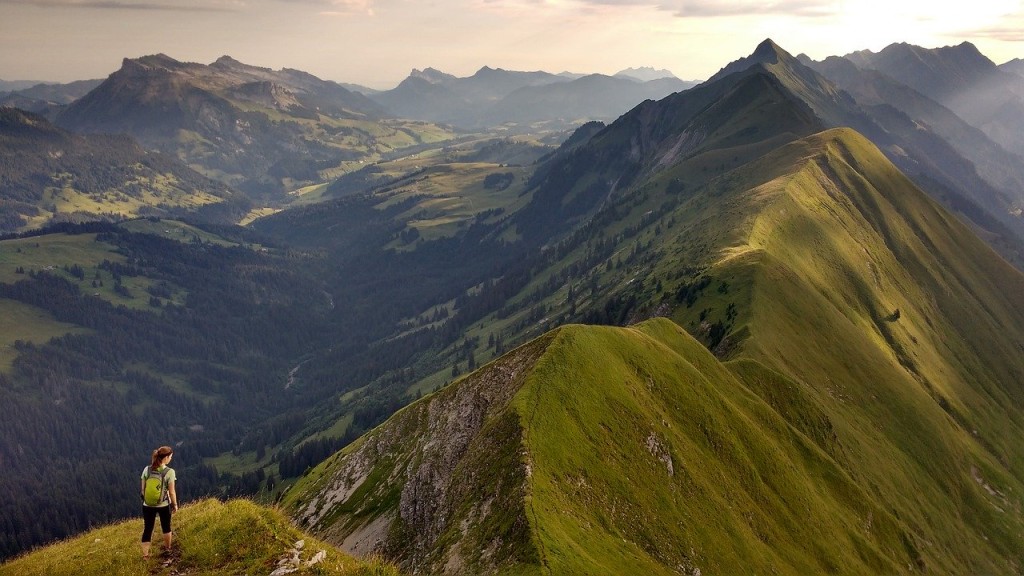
[0,221,331,556]
[0,205,537,558]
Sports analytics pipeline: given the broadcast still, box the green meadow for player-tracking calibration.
[0,299,89,372]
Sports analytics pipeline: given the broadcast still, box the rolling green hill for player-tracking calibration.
[283,128,1024,574]
[0,499,400,576]
[0,108,247,233]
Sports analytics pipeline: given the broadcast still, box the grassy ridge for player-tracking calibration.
[285,128,1024,574]
[693,128,1024,572]
[0,499,400,576]
[289,319,923,574]
[514,321,910,574]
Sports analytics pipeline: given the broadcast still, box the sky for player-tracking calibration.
[0,0,1022,88]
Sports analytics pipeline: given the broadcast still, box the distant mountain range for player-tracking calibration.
[52,54,398,201]
[0,79,102,114]
[843,42,1024,162]
[805,54,1024,225]
[370,65,695,127]
[2,42,1023,255]
[614,66,679,82]
[8,55,698,204]
[0,79,43,92]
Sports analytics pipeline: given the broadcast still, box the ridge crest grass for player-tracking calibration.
[0,499,400,576]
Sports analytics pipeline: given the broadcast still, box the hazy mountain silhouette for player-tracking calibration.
[372,65,692,128]
[845,42,1024,160]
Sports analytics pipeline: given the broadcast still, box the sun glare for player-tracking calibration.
[834,0,1020,50]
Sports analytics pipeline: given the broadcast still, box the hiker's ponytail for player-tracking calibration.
[150,446,173,469]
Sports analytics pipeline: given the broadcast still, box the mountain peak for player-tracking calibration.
[212,55,244,68]
[1001,58,1024,78]
[753,38,786,62]
[614,66,678,82]
[210,55,273,75]
[706,39,798,83]
[131,53,182,69]
[117,54,184,76]
[472,65,504,77]
[409,67,454,84]
[875,40,995,69]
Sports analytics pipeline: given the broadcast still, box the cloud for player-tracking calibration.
[0,0,236,10]
[666,0,835,17]
[474,0,836,18]
[954,25,1024,42]
[268,0,374,15]
[950,11,1024,42]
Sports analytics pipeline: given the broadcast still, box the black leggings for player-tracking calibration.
[141,505,172,542]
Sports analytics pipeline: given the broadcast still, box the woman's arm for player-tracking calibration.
[168,480,178,511]
[140,479,145,501]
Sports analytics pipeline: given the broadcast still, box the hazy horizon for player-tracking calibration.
[1,0,1022,88]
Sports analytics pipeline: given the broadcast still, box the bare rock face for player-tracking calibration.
[294,334,552,573]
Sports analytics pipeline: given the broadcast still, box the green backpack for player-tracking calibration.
[143,466,169,507]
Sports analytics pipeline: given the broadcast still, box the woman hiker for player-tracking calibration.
[140,445,178,560]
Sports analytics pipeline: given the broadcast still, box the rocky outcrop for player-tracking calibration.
[294,333,553,573]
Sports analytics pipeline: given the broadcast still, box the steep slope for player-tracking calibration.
[286,128,1024,574]
[55,54,452,200]
[693,129,1024,572]
[516,62,824,242]
[293,319,929,575]
[707,39,878,136]
[708,40,1024,262]
[0,107,245,232]
[846,41,1024,159]
[0,499,400,576]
